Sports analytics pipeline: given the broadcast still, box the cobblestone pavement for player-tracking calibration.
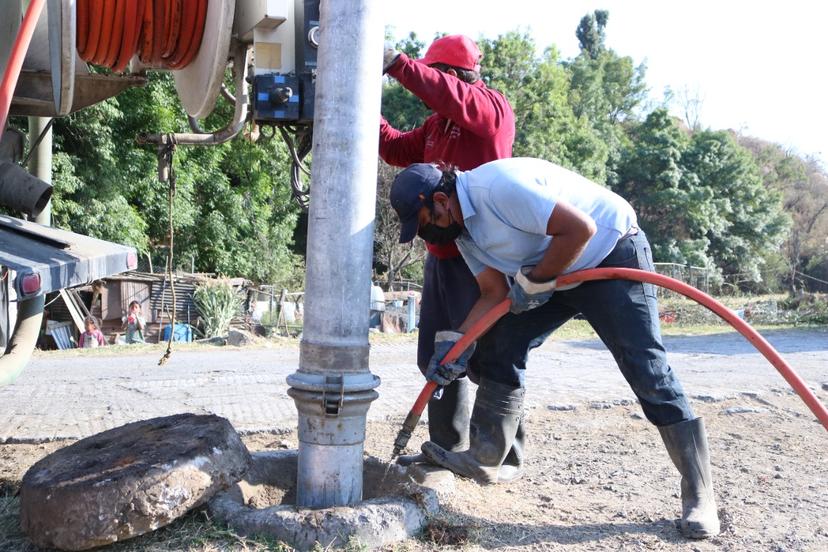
[1,329,826,442]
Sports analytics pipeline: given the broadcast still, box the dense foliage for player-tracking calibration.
[43,73,304,288]
[13,12,826,293]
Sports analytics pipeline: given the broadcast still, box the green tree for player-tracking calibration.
[617,110,789,283]
[48,73,303,287]
[616,109,710,264]
[683,130,788,280]
[740,137,828,291]
[576,10,609,59]
[479,32,608,180]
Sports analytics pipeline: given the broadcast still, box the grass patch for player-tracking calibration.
[0,495,298,552]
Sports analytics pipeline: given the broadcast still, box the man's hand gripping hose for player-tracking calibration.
[391,267,828,458]
[391,299,512,458]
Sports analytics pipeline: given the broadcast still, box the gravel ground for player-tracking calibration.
[1,329,826,551]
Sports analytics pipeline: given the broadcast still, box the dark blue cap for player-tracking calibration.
[390,163,443,243]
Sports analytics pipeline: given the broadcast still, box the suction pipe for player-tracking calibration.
[286,0,384,509]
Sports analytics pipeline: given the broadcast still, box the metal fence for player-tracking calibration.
[652,263,712,296]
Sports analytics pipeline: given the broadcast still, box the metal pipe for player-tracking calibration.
[28,116,52,224]
[137,43,251,146]
[0,161,52,218]
[0,295,45,386]
[0,115,52,385]
[286,0,384,509]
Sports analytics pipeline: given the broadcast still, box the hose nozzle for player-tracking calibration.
[391,410,421,458]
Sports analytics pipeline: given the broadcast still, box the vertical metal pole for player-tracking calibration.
[286,0,383,509]
[27,116,51,225]
[407,296,416,333]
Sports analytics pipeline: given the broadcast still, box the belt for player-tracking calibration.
[620,226,639,240]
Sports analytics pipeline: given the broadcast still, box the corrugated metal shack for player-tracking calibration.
[44,272,250,345]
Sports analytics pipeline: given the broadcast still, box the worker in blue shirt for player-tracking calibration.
[389,158,720,539]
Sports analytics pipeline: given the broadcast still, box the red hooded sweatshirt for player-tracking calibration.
[380,54,515,258]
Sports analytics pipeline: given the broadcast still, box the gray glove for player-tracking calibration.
[383,44,401,74]
[425,331,476,386]
[508,266,579,314]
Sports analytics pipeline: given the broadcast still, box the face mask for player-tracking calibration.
[417,209,462,244]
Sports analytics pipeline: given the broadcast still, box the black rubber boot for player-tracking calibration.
[497,412,525,482]
[397,378,470,466]
[658,417,721,538]
[420,378,525,484]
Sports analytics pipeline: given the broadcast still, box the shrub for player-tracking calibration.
[193,279,244,338]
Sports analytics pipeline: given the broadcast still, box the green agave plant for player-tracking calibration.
[193,279,244,338]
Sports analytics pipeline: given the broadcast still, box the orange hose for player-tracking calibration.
[79,0,204,71]
[402,268,828,442]
[0,0,46,133]
[102,0,127,68]
[162,0,182,59]
[557,268,828,431]
[167,0,197,67]
[149,0,165,65]
[83,0,104,62]
[113,0,143,73]
[91,0,116,65]
[168,0,206,69]
[410,299,511,416]
[76,0,90,58]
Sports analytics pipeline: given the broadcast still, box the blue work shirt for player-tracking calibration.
[454,158,638,277]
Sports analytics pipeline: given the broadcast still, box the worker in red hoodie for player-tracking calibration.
[380,35,518,477]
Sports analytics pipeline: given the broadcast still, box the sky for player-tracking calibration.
[383,0,827,166]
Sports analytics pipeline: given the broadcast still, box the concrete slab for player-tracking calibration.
[20,413,250,551]
[209,450,440,550]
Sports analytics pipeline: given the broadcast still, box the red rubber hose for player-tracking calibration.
[0,0,46,134]
[558,268,828,430]
[409,299,511,417]
[398,267,828,453]
[79,0,205,71]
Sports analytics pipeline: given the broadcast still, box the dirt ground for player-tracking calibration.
[1,389,826,551]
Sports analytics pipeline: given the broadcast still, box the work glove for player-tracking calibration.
[425,331,476,386]
[508,266,577,314]
[383,44,401,74]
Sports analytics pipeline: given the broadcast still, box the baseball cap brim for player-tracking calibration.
[398,216,420,243]
[389,163,443,243]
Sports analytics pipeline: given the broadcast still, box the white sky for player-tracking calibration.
[383,0,827,166]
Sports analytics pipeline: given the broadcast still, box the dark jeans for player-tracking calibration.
[417,253,481,372]
[474,231,694,426]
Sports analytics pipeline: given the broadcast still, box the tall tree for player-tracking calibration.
[740,137,828,291]
[49,73,304,287]
[479,32,608,181]
[576,10,609,59]
[568,12,647,186]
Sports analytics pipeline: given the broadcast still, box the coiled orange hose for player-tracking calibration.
[394,267,828,457]
[76,0,207,71]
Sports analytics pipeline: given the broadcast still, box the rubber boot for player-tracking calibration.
[497,412,525,482]
[658,417,721,538]
[397,378,470,466]
[420,378,525,484]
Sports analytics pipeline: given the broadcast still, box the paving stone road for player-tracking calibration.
[1,329,826,442]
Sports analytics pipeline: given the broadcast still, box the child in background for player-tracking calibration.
[124,300,146,344]
[79,316,105,348]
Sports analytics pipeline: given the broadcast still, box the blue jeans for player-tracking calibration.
[417,253,481,372]
[474,231,694,426]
